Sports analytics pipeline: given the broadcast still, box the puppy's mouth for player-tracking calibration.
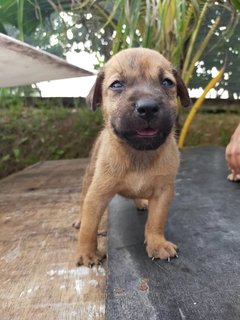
[112,124,169,151]
[110,109,175,151]
[135,128,159,137]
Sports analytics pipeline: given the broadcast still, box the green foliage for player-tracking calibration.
[0,85,40,98]
[181,110,240,147]
[0,0,71,40]
[0,99,103,178]
[0,99,239,178]
[73,1,240,97]
[95,0,238,83]
[231,0,240,11]
[0,0,239,154]
[0,0,113,59]
[0,0,239,96]
[110,0,198,70]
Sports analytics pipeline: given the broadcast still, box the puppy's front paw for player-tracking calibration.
[76,250,106,267]
[146,236,178,260]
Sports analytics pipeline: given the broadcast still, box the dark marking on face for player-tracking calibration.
[111,105,176,151]
[86,48,190,152]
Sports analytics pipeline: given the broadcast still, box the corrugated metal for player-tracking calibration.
[0,33,92,88]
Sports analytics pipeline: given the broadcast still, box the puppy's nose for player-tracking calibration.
[135,99,159,120]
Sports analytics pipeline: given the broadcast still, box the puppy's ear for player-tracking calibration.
[173,69,191,108]
[86,71,104,111]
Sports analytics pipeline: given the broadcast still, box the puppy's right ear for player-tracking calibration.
[172,69,191,108]
[86,71,104,111]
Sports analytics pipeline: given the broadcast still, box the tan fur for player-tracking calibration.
[75,48,190,266]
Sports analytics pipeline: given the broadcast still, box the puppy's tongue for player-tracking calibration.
[136,128,158,136]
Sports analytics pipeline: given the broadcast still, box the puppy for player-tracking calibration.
[75,48,190,266]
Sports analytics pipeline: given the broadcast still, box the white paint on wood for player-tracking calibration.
[75,279,85,294]
[0,159,106,319]
[46,266,106,278]
[1,242,21,262]
[89,279,99,287]
[86,304,105,320]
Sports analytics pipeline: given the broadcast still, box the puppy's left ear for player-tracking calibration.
[173,69,191,108]
[86,71,104,111]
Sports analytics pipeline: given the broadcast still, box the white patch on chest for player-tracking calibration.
[122,171,151,197]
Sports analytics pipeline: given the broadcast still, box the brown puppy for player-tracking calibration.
[76,48,190,266]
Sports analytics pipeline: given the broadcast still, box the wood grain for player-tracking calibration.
[0,159,106,320]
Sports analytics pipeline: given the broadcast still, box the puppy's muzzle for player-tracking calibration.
[111,96,175,150]
[135,99,160,121]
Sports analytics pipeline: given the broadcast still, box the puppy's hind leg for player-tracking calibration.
[134,199,148,211]
[73,136,101,229]
[72,165,93,229]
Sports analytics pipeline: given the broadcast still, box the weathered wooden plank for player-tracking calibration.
[107,147,240,320]
[0,159,106,320]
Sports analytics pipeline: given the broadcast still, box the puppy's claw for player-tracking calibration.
[76,251,106,267]
[146,238,178,261]
[167,257,171,263]
[72,220,81,229]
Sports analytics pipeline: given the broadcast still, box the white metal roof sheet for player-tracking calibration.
[0,33,93,88]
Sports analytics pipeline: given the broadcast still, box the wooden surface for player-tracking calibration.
[0,159,106,320]
[107,147,240,320]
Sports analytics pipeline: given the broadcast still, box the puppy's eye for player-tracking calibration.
[109,80,124,91]
[162,78,174,88]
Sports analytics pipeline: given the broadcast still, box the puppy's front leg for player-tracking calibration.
[77,187,113,267]
[145,184,178,260]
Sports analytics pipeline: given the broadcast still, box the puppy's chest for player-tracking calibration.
[118,171,155,199]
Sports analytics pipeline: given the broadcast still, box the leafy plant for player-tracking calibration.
[0,0,69,40]
[13,147,21,162]
[1,0,239,146]
[178,67,225,148]
[75,0,238,147]
[75,1,237,76]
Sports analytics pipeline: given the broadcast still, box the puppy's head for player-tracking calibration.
[87,48,191,151]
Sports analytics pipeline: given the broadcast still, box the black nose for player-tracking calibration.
[135,99,159,120]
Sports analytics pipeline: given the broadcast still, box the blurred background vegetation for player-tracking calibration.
[0,0,240,178]
[1,0,239,96]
